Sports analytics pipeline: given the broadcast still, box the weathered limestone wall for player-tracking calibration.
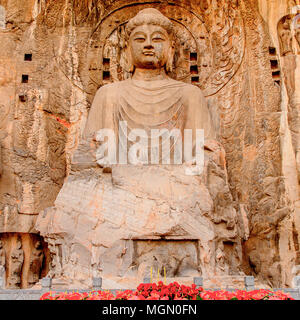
[258,0,300,275]
[0,0,86,287]
[0,0,299,288]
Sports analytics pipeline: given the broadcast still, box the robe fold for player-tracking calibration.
[84,77,215,141]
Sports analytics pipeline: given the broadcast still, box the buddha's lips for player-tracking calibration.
[143,51,155,56]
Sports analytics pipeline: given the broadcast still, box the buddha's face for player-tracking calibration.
[129,24,172,69]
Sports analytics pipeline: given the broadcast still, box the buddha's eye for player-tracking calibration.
[152,37,164,42]
[134,37,145,42]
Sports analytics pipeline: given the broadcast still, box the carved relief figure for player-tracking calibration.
[0,240,5,267]
[8,238,24,288]
[216,242,226,272]
[28,241,44,286]
[0,5,5,29]
[295,14,300,53]
[0,240,5,285]
[47,241,62,278]
[295,28,300,52]
[279,16,294,56]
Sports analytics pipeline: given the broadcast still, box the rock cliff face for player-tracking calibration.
[0,0,299,288]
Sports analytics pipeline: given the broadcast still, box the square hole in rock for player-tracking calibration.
[190,52,197,62]
[191,76,199,83]
[22,75,29,83]
[274,80,281,86]
[103,58,110,66]
[270,60,278,69]
[272,71,280,79]
[103,71,110,80]
[24,54,32,61]
[190,65,198,74]
[19,95,27,102]
[269,47,276,55]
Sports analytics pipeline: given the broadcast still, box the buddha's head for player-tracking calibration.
[125,8,175,73]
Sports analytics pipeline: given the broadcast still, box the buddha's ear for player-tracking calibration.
[166,41,175,73]
[124,43,135,73]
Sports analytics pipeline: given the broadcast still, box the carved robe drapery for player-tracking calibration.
[84,78,216,149]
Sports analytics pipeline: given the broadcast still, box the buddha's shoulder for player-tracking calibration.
[95,82,121,95]
[176,82,206,104]
[180,82,204,95]
[94,79,204,96]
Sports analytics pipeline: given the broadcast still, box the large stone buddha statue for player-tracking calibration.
[84,8,215,166]
[36,8,242,288]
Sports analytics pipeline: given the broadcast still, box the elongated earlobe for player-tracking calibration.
[125,45,135,73]
[166,45,175,73]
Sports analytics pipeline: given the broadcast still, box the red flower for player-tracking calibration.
[39,282,295,301]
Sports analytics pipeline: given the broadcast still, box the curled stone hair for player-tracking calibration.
[126,8,175,40]
[125,8,175,73]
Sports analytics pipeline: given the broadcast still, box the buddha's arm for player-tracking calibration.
[183,86,226,175]
[72,84,118,169]
[83,85,115,139]
[184,85,216,141]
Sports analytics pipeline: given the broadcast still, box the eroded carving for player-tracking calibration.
[0,240,5,287]
[133,240,199,278]
[278,13,300,183]
[0,5,5,29]
[8,237,24,289]
[294,12,300,52]
[28,241,44,286]
[278,16,294,56]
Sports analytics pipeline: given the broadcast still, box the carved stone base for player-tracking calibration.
[36,143,244,287]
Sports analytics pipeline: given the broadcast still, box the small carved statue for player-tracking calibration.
[295,28,300,53]
[28,241,44,286]
[0,240,5,286]
[279,16,294,56]
[216,242,226,272]
[68,250,79,279]
[8,238,24,288]
[0,239,5,267]
[0,5,5,29]
[48,241,62,278]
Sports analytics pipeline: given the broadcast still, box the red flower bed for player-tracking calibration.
[40,282,294,300]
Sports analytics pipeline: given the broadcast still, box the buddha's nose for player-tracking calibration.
[144,44,154,49]
[144,37,154,48]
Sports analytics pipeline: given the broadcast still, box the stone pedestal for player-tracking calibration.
[36,141,243,288]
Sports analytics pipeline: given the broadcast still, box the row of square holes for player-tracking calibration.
[269,47,281,86]
[101,53,200,82]
[20,48,281,101]
[19,54,32,102]
[190,53,199,83]
[191,49,281,85]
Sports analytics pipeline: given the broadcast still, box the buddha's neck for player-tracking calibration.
[132,68,168,81]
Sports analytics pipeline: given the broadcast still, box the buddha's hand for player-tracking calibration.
[184,158,204,176]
